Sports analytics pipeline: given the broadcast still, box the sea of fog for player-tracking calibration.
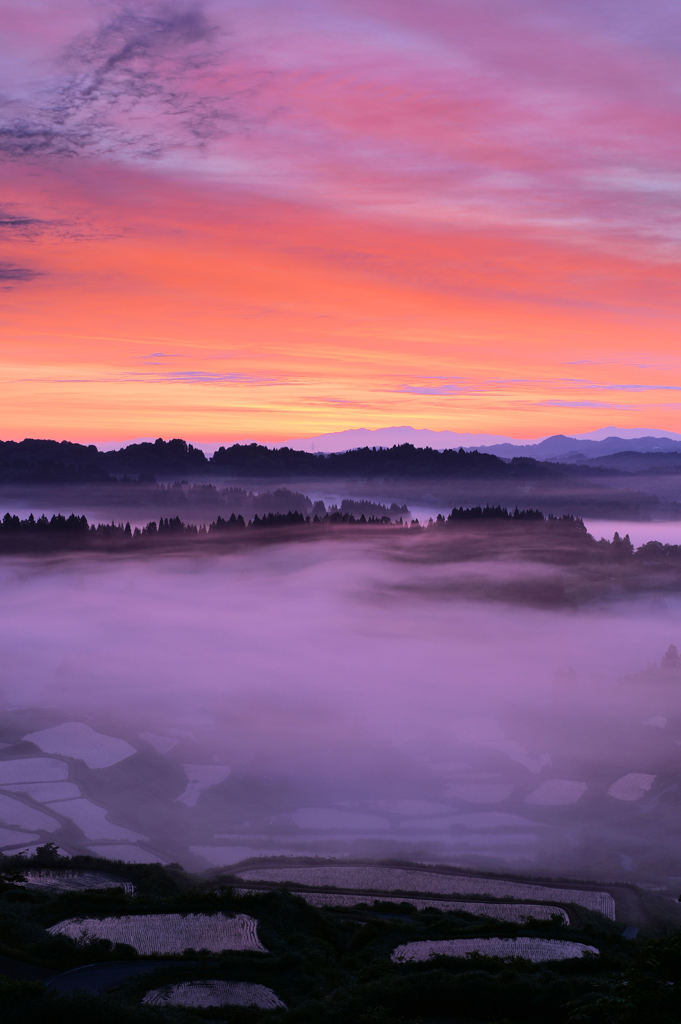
[1,536,681,892]
[5,490,681,547]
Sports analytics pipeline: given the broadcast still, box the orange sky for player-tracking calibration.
[1,1,680,442]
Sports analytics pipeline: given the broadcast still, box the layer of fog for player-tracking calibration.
[0,483,411,529]
[5,465,681,529]
[1,535,681,890]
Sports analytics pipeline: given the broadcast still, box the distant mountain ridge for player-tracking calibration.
[90,426,681,457]
[477,434,681,462]
[276,427,528,452]
[276,426,681,459]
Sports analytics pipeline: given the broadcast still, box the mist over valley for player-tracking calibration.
[2,509,681,896]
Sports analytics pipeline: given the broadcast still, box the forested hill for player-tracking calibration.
[209,443,560,479]
[0,437,584,484]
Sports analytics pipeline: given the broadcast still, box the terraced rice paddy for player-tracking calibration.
[607,773,656,801]
[0,793,60,832]
[48,913,266,954]
[235,865,616,919]
[0,757,68,783]
[392,937,599,963]
[235,888,569,923]
[23,723,136,769]
[43,798,144,841]
[142,980,285,1008]
[18,870,135,894]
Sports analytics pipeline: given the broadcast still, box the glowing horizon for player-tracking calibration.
[2,1,680,442]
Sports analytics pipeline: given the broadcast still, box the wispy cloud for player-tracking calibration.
[601,383,681,393]
[0,210,47,233]
[401,383,469,396]
[14,368,289,387]
[395,375,681,399]
[566,360,653,369]
[537,400,633,409]
[0,262,41,285]
[0,2,234,160]
[154,370,283,385]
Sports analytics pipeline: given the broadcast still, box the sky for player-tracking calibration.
[1,0,680,443]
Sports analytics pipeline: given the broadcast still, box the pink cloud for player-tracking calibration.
[1,0,680,437]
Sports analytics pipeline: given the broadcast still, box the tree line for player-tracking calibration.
[6,507,677,569]
[0,436,574,484]
[0,508,401,550]
[0,505,582,549]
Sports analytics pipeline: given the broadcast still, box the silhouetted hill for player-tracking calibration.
[0,438,577,483]
[102,436,207,477]
[0,439,107,484]
[209,442,563,478]
[0,437,208,483]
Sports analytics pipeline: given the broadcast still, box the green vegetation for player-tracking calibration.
[1,849,680,1022]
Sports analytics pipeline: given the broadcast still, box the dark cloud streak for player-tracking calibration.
[395,376,681,399]
[15,369,288,387]
[0,2,235,160]
[0,207,51,238]
[0,261,42,284]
